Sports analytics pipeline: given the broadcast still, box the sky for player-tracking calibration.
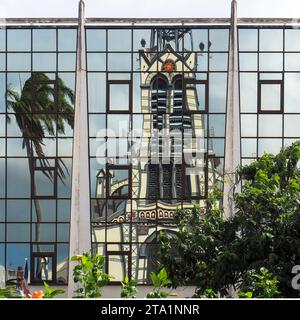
[0,0,300,19]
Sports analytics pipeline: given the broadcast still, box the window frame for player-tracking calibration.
[258,79,284,114]
[106,79,132,114]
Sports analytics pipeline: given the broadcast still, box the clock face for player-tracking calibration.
[162,59,176,73]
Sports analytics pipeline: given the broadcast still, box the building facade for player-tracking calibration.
[1,1,300,292]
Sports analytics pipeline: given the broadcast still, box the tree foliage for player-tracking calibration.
[159,142,300,297]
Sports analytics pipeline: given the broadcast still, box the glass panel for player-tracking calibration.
[285,29,300,51]
[0,73,5,112]
[209,53,228,71]
[0,53,4,71]
[0,115,4,135]
[209,29,229,51]
[32,256,53,281]
[0,200,4,222]
[109,83,130,111]
[284,115,300,137]
[209,73,227,113]
[90,158,105,197]
[192,29,208,52]
[185,82,205,112]
[242,138,257,157]
[34,170,55,197]
[260,83,281,111]
[0,138,5,156]
[89,138,106,157]
[58,53,76,71]
[58,29,77,51]
[33,53,56,71]
[0,29,5,51]
[87,53,106,71]
[107,254,128,281]
[285,53,300,71]
[7,224,30,242]
[259,53,283,71]
[57,200,70,222]
[259,114,282,137]
[32,223,56,241]
[86,29,106,51]
[88,73,106,112]
[285,73,300,112]
[209,115,225,137]
[7,200,31,222]
[89,114,106,137]
[7,53,31,71]
[0,159,4,197]
[241,115,257,137]
[239,53,257,71]
[57,158,72,197]
[259,29,283,51]
[133,29,152,51]
[7,158,30,198]
[108,169,129,197]
[108,29,131,51]
[107,114,130,137]
[0,244,4,272]
[32,200,56,222]
[6,244,30,280]
[57,244,69,284]
[33,29,56,51]
[7,29,31,51]
[107,138,130,158]
[0,224,4,241]
[259,73,282,80]
[108,53,131,71]
[258,138,282,156]
[208,138,224,157]
[58,138,73,156]
[57,224,69,242]
[238,29,258,51]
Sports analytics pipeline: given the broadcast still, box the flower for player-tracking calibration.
[75,255,83,262]
[31,290,44,299]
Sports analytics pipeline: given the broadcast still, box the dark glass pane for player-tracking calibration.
[238,29,258,51]
[87,53,106,71]
[33,29,56,51]
[7,200,31,222]
[7,29,31,51]
[86,29,106,51]
[259,29,283,51]
[108,29,131,51]
[58,53,76,71]
[87,73,106,112]
[7,224,30,242]
[58,29,77,51]
[7,158,30,198]
[7,53,31,71]
[32,256,53,281]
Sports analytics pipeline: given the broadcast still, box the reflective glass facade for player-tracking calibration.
[0,23,300,285]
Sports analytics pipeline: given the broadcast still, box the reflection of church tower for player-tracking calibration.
[135,29,206,203]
